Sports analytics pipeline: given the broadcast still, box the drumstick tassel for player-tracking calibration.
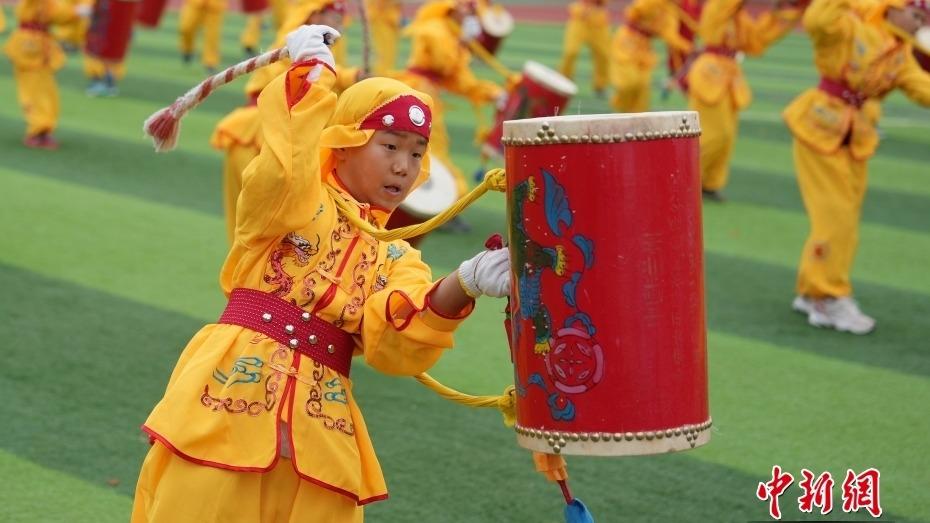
[143,47,290,152]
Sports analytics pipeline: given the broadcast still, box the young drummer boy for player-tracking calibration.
[132,25,511,522]
[3,0,88,148]
[785,0,930,334]
[687,0,802,200]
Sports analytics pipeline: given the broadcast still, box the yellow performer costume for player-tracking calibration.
[783,0,930,321]
[54,0,90,50]
[559,0,611,94]
[3,0,80,147]
[240,0,289,53]
[365,0,402,74]
[687,0,801,195]
[178,0,226,70]
[212,0,357,245]
[610,0,693,112]
[210,77,266,244]
[398,0,503,197]
[133,62,476,522]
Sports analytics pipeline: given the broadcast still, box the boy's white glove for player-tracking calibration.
[457,248,511,298]
[75,4,93,17]
[285,25,340,76]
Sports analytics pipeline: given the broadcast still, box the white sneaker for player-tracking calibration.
[806,297,876,335]
[791,295,814,315]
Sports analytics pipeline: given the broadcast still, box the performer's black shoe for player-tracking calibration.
[593,87,606,99]
[182,52,193,65]
[701,189,726,203]
[244,46,257,57]
[205,65,218,75]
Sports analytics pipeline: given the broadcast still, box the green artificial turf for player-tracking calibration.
[1,9,929,522]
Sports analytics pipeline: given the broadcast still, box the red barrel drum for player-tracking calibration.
[502,112,710,456]
[242,0,269,14]
[136,0,167,28]
[86,0,139,62]
[483,61,577,158]
[474,3,513,55]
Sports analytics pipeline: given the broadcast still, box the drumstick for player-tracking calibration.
[143,32,338,152]
[143,47,290,152]
[355,0,372,76]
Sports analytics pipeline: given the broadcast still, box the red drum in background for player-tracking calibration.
[483,61,577,157]
[86,0,139,61]
[915,28,930,72]
[385,155,458,248]
[136,0,167,28]
[502,113,709,456]
[242,0,269,14]
[474,3,513,55]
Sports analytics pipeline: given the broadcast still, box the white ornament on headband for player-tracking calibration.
[382,114,395,126]
[409,106,426,127]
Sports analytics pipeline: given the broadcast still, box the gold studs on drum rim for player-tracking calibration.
[501,122,701,147]
[514,418,713,453]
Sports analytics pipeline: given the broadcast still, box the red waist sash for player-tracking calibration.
[818,77,866,108]
[703,45,737,58]
[218,288,355,377]
[407,67,444,83]
[19,22,49,32]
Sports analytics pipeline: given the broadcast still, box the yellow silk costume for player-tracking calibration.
[783,0,930,298]
[3,0,77,137]
[213,0,360,245]
[178,0,226,68]
[133,66,474,522]
[610,0,693,112]
[365,0,402,74]
[559,0,611,92]
[397,0,503,196]
[53,0,89,47]
[687,0,800,191]
[240,0,288,51]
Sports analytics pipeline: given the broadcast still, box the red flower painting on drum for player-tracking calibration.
[545,327,604,394]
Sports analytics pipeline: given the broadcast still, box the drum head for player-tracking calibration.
[522,61,578,97]
[400,156,458,218]
[479,5,514,37]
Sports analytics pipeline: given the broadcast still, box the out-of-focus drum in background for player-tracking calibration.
[483,61,577,157]
[475,2,513,55]
[502,112,710,456]
[386,155,458,248]
[136,0,166,28]
[86,0,139,61]
[241,0,269,14]
[915,27,930,72]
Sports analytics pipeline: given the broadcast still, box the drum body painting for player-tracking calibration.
[503,113,710,456]
[475,3,513,55]
[484,61,577,157]
[385,155,458,248]
[136,0,167,28]
[86,0,139,61]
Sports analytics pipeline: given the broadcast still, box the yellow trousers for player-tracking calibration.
[221,143,258,242]
[793,139,867,299]
[83,55,126,80]
[179,4,224,68]
[13,67,59,136]
[240,14,262,49]
[370,17,399,75]
[610,63,651,112]
[132,442,363,523]
[689,93,738,192]
[559,18,611,91]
